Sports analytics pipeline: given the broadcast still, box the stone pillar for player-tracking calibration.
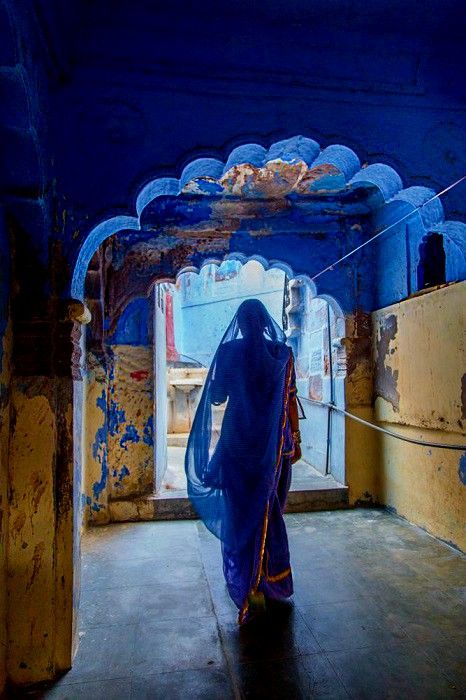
[343,310,380,505]
[7,300,88,685]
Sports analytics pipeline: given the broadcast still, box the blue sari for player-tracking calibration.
[185,299,296,623]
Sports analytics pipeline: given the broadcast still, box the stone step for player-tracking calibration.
[286,486,349,513]
[167,430,222,447]
[167,432,190,447]
[108,484,349,522]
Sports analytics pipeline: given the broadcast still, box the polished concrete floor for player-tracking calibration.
[22,510,465,698]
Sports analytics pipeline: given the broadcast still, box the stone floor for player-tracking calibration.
[20,510,465,698]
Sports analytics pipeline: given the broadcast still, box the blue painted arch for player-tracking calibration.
[160,253,345,331]
[70,134,465,302]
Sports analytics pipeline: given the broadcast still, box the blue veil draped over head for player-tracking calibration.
[185,299,291,554]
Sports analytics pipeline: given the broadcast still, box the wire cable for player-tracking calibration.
[311,174,466,281]
[298,396,466,451]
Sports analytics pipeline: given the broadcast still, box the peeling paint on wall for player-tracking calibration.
[106,346,154,500]
[107,398,126,436]
[372,282,466,551]
[83,353,109,524]
[91,416,108,501]
[119,424,140,450]
[345,310,373,406]
[375,313,400,411]
[81,344,155,514]
[113,465,130,488]
[374,283,465,432]
[143,415,154,446]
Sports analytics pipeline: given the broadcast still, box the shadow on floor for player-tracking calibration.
[11,509,466,698]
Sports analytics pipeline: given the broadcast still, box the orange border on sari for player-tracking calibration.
[238,353,294,624]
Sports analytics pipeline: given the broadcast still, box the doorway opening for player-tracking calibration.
[152,258,347,499]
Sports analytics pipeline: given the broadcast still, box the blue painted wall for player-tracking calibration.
[1,0,465,313]
[107,297,150,346]
[0,211,9,378]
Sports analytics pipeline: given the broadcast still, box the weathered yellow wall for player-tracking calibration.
[53,378,75,675]
[0,321,12,694]
[6,375,75,686]
[107,346,154,500]
[345,406,380,505]
[7,381,57,684]
[372,282,466,551]
[81,346,154,522]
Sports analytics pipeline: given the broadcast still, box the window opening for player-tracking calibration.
[417,233,446,290]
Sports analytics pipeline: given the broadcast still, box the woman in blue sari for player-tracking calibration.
[185,299,301,624]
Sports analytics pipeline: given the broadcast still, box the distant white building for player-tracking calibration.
[172,259,286,367]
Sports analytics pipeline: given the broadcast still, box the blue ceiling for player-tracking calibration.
[1,0,465,287]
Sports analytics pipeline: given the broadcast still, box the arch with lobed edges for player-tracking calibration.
[151,251,347,485]
[166,252,346,340]
[71,134,466,301]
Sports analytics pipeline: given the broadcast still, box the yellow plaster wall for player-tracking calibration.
[0,321,12,693]
[107,346,154,501]
[7,381,57,684]
[81,346,154,524]
[5,374,75,686]
[378,425,465,549]
[372,282,466,551]
[53,379,74,674]
[345,406,380,506]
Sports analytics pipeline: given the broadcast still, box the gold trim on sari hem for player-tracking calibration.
[265,567,291,583]
[238,354,294,625]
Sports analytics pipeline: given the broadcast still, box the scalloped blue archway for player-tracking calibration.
[174,252,346,336]
[70,134,466,303]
